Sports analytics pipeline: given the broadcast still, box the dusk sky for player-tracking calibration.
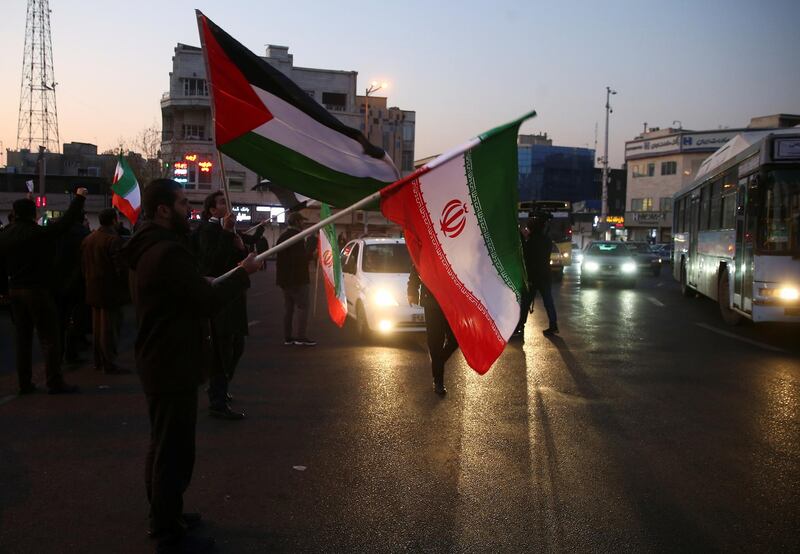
[1,0,799,168]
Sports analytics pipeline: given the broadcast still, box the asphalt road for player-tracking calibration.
[1,262,798,553]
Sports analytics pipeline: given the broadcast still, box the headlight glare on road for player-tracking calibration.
[621,262,637,273]
[373,288,398,307]
[584,261,599,272]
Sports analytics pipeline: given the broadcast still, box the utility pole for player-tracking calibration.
[17,0,61,154]
[601,86,617,238]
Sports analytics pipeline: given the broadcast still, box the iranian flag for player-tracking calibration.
[111,156,141,225]
[196,12,399,208]
[381,113,534,374]
[318,204,347,327]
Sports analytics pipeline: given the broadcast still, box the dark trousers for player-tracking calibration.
[424,302,459,386]
[92,306,122,371]
[9,288,64,389]
[145,391,198,535]
[57,292,86,362]
[528,282,557,328]
[282,284,309,340]
[207,329,245,409]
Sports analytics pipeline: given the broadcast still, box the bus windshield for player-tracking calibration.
[547,216,572,242]
[759,169,800,256]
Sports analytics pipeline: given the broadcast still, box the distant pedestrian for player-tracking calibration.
[276,212,316,346]
[408,265,458,395]
[120,179,258,553]
[337,232,346,251]
[192,191,249,420]
[521,215,558,336]
[81,208,130,374]
[256,235,269,270]
[0,188,88,394]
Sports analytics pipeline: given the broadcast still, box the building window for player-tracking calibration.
[321,92,346,112]
[661,161,677,175]
[227,171,245,192]
[632,197,653,211]
[401,151,414,172]
[181,78,208,96]
[647,163,655,177]
[182,124,205,140]
[659,197,672,212]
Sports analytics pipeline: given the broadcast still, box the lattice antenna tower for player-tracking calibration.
[16,0,60,153]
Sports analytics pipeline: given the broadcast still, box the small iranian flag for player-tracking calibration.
[318,203,347,327]
[381,112,534,373]
[196,12,399,208]
[111,156,141,225]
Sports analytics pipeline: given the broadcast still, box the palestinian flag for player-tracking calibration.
[111,156,141,225]
[381,112,535,373]
[196,11,399,208]
[318,203,347,327]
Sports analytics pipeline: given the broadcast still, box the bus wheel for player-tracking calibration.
[718,271,742,326]
[680,260,695,298]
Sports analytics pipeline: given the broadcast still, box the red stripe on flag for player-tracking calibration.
[112,193,140,225]
[381,179,504,374]
[322,274,347,327]
[198,15,273,146]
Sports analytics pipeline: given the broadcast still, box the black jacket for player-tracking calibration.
[523,231,553,286]
[120,222,250,395]
[192,219,249,335]
[276,227,310,288]
[407,265,436,308]
[0,195,86,290]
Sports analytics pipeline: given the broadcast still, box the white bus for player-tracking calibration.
[672,129,800,324]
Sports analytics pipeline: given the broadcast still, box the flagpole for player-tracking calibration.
[216,150,233,214]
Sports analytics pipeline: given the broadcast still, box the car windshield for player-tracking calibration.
[758,168,800,255]
[362,243,412,273]
[587,243,629,257]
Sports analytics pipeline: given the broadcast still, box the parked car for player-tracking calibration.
[652,243,674,264]
[625,241,663,276]
[580,241,638,287]
[341,237,425,339]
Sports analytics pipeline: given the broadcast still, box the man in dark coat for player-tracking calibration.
[81,208,130,374]
[276,212,315,346]
[408,265,458,395]
[521,215,559,336]
[120,179,258,553]
[0,188,88,394]
[192,191,251,420]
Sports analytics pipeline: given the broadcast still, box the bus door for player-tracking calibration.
[734,176,755,312]
[688,195,700,285]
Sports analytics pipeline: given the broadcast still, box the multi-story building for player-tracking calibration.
[624,113,800,242]
[517,134,595,203]
[160,43,415,236]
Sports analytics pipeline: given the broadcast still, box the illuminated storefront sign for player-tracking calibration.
[198,161,213,173]
[232,204,252,222]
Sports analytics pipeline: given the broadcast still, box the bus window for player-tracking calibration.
[759,168,800,255]
[710,180,722,230]
[721,193,736,229]
[700,185,711,230]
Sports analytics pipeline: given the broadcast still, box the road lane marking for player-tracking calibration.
[248,320,261,327]
[647,296,665,307]
[0,395,16,407]
[694,323,787,353]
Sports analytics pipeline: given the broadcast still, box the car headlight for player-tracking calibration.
[759,286,799,301]
[621,262,637,273]
[584,261,599,272]
[372,288,399,307]
[562,252,569,258]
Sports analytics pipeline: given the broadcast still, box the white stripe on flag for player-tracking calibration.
[251,86,399,182]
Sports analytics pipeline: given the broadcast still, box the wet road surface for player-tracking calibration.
[1,263,798,552]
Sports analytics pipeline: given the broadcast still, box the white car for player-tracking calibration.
[341,237,426,339]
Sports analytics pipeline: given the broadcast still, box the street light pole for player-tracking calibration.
[602,86,617,239]
[362,80,387,236]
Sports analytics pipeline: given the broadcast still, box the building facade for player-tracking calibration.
[160,43,415,236]
[623,114,800,242]
[517,134,596,203]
